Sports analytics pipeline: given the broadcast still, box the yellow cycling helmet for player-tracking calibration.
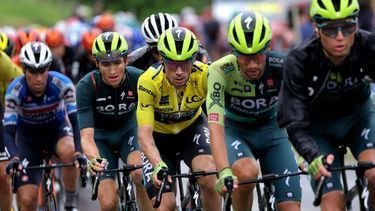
[0,32,15,57]
[228,11,272,54]
[157,27,198,61]
[310,0,359,22]
[92,31,128,62]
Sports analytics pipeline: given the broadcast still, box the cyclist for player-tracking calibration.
[75,31,152,211]
[277,0,375,210]
[129,12,211,71]
[0,32,23,211]
[0,32,23,109]
[12,28,40,67]
[44,28,76,79]
[4,41,84,211]
[71,27,102,83]
[207,11,302,211]
[137,26,221,211]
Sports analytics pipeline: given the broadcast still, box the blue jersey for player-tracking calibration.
[4,71,76,128]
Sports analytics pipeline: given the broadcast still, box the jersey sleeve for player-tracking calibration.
[52,72,77,115]
[136,74,157,127]
[206,62,226,125]
[3,78,23,127]
[76,76,96,129]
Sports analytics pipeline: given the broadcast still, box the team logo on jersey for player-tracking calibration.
[209,113,219,122]
[244,85,253,93]
[11,83,23,97]
[138,85,156,97]
[160,95,169,105]
[267,78,274,87]
[220,63,235,74]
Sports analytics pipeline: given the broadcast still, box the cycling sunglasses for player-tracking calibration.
[318,20,357,38]
[234,49,267,64]
[163,59,194,71]
[95,50,126,62]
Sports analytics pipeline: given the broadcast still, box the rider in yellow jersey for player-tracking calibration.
[0,51,23,105]
[137,27,221,211]
[0,32,22,211]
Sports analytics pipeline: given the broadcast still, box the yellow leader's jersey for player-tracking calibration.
[137,61,208,134]
[0,50,23,109]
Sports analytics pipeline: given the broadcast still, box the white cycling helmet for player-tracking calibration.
[20,41,52,71]
[141,13,178,44]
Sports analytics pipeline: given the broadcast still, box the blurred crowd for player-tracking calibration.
[1,0,374,84]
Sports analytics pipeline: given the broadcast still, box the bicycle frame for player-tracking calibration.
[172,170,218,211]
[223,171,307,211]
[24,158,74,211]
[91,164,142,211]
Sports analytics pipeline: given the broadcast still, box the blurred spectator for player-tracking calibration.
[45,28,76,77]
[201,7,226,61]
[94,13,115,32]
[71,28,102,83]
[12,28,40,67]
[359,0,374,32]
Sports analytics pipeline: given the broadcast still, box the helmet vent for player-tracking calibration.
[188,39,194,53]
[233,28,240,46]
[176,41,183,55]
[35,53,40,64]
[245,32,254,48]
[164,37,170,52]
[104,42,111,53]
[317,0,326,10]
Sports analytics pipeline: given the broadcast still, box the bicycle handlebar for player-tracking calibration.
[24,162,74,170]
[238,170,307,186]
[313,161,375,206]
[90,164,143,201]
[223,177,233,211]
[170,170,217,180]
[153,170,168,208]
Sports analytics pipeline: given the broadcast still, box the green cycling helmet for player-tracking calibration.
[228,11,272,54]
[92,31,128,62]
[310,0,359,22]
[157,26,198,61]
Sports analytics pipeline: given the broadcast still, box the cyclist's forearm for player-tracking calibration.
[3,124,17,158]
[209,123,230,171]
[138,126,163,166]
[80,128,100,160]
[68,112,82,153]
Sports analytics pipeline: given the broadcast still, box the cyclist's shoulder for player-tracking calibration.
[265,50,286,70]
[209,54,238,74]
[140,64,163,81]
[76,70,99,88]
[192,60,209,73]
[48,71,74,87]
[6,76,26,98]
[287,37,319,60]
[0,50,21,81]
[126,65,144,77]
[354,29,375,52]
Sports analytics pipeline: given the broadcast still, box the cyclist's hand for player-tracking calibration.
[6,157,22,176]
[215,167,238,195]
[152,162,171,187]
[308,154,334,180]
[297,156,308,172]
[88,157,107,175]
[73,152,86,168]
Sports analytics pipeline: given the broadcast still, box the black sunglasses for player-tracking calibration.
[318,20,357,38]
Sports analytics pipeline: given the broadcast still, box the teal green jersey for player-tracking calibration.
[206,52,285,125]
